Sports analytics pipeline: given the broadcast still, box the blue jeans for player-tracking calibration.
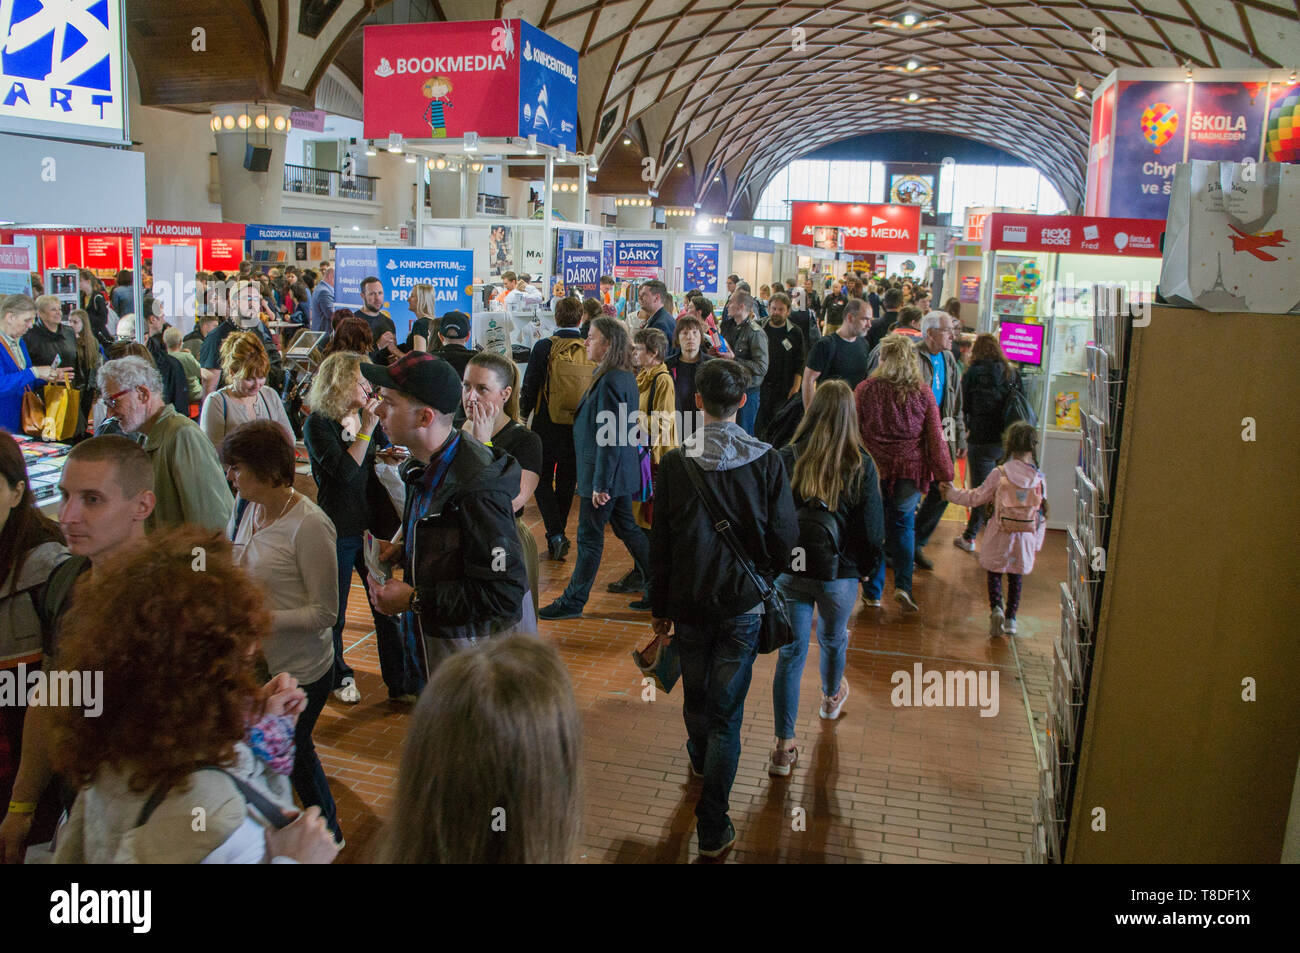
[963,442,1002,539]
[913,480,949,550]
[736,387,761,436]
[292,670,341,841]
[866,479,922,599]
[772,575,859,739]
[333,534,423,697]
[676,613,761,847]
[558,494,650,608]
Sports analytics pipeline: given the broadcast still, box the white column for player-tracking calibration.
[414,160,425,247]
[541,154,555,283]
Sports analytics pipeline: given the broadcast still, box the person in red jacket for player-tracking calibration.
[853,335,953,613]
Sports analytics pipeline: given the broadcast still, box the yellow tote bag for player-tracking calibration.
[40,383,81,442]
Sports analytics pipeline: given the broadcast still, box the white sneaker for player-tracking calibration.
[953,536,976,553]
[820,679,850,720]
[1002,616,1019,636]
[332,678,361,704]
[990,606,1005,638]
[894,589,919,613]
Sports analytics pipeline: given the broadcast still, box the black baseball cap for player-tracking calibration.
[438,310,470,339]
[361,351,461,414]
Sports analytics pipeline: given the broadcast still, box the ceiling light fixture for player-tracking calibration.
[882,60,939,73]
[222,115,235,130]
[623,137,632,146]
[404,154,416,164]
[254,113,269,130]
[272,115,288,132]
[1184,61,1194,83]
[1074,83,1086,99]
[470,161,483,173]
[236,114,250,130]
[888,94,938,104]
[872,11,946,31]
[676,161,684,168]
[588,154,599,173]
[209,117,219,131]
[434,157,447,170]
[364,140,377,156]
[526,134,538,155]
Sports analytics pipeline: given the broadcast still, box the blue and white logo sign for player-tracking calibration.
[613,239,663,278]
[683,242,720,293]
[517,20,577,151]
[335,245,474,339]
[0,0,125,143]
[562,249,601,299]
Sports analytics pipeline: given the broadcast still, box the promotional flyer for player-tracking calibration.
[335,246,474,336]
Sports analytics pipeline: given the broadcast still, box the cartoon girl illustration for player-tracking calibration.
[422,76,453,138]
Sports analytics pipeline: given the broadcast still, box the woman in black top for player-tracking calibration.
[462,351,542,617]
[303,351,422,705]
[956,333,1023,549]
[78,269,113,348]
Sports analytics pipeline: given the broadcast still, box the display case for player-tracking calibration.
[977,214,1164,529]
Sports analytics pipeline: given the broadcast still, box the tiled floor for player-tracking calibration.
[303,469,1065,864]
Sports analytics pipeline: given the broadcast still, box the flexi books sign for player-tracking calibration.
[789,202,921,253]
[981,214,1165,257]
[334,246,474,338]
[363,19,577,150]
[0,0,126,144]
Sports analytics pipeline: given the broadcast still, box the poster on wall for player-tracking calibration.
[683,242,719,292]
[1107,80,1192,220]
[561,249,600,298]
[959,275,980,303]
[1186,82,1270,162]
[488,225,514,275]
[602,240,615,277]
[0,246,32,295]
[335,246,474,337]
[1265,81,1300,163]
[890,174,935,211]
[613,239,663,278]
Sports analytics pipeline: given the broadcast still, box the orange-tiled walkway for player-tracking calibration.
[310,488,1062,864]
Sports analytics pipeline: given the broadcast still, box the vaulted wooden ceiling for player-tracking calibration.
[131,0,1299,215]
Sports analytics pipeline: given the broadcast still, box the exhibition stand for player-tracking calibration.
[976,213,1164,528]
[0,221,245,279]
[245,223,332,268]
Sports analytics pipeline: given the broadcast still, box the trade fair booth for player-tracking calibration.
[245,223,332,268]
[976,212,1165,528]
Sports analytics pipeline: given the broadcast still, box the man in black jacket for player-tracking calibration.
[650,360,798,860]
[866,287,903,350]
[638,280,676,353]
[365,352,529,678]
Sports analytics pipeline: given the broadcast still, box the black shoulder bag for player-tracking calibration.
[680,457,793,654]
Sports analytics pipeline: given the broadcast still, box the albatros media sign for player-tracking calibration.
[789,202,921,254]
[363,19,577,151]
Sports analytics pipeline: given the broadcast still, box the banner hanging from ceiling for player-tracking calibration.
[363,18,577,150]
[789,202,921,254]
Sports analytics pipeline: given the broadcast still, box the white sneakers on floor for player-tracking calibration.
[989,606,1005,638]
[332,677,361,704]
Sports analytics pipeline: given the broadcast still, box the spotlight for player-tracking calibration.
[254,113,269,130]
[210,117,220,131]
[470,161,482,172]
[1184,61,1194,83]
[236,114,250,129]
[676,161,684,168]
[434,157,447,170]
[1074,83,1086,99]
[427,159,436,170]
[903,13,917,25]
[388,132,403,154]
[222,115,235,130]
[713,175,721,182]
[463,131,479,152]
[272,115,288,132]
[623,137,632,146]
[907,59,919,71]
[588,155,599,173]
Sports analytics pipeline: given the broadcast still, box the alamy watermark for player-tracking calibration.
[595,404,707,454]
[891,663,999,718]
[0,664,103,717]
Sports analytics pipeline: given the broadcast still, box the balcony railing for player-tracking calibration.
[283,163,378,202]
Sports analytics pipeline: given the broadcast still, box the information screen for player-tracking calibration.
[998,320,1045,366]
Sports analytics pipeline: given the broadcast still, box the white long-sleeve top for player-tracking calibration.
[231,496,338,684]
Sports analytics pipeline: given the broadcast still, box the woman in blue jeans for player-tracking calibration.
[770,381,884,776]
[304,352,423,704]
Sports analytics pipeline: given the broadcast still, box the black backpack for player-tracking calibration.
[794,499,842,581]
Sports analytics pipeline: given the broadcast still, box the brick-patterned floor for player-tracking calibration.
[301,462,1064,864]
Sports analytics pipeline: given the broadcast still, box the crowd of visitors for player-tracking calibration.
[0,261,1044,865]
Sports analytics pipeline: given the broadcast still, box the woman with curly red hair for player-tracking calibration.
[51,526,338,864]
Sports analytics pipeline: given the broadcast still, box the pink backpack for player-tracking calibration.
[995,466,1044,534]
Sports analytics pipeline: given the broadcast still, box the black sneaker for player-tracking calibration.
[627,597,652,611]
[546,535,571,560]
[538,600,583,620]
[699,821,737,859]
[607,569,644,593]
[913,550,934,571]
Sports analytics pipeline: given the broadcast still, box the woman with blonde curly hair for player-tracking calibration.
[853,334,952,614]
[52,526,339,864]
[199,331,293,447]
[303,352,419,706]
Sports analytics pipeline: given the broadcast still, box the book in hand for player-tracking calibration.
[363,530,390,586]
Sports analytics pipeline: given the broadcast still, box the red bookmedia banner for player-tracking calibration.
[981,214,1165,257]
[790,201,921,253]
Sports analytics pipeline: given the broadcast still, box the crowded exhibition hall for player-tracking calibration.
[0,0,1296,900]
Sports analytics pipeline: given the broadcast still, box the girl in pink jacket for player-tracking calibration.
[941,422,1046,637]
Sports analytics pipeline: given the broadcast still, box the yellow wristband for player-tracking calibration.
[7,800,37,815]
[356,432,371,442]
[484,440,493,447]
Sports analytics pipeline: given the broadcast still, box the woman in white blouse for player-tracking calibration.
[200,331,294,447]
[220,420,343,845]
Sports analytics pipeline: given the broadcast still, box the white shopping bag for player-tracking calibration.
[374,460,406,519]
[1160,160,1300,314]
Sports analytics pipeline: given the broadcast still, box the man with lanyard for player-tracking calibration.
[364,353,529,678]
[911,312,966,572]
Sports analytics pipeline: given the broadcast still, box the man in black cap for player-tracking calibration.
[364,352,530,676]
[429,309,474,428]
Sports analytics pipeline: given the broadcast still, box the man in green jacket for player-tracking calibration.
[97,356,232,532]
